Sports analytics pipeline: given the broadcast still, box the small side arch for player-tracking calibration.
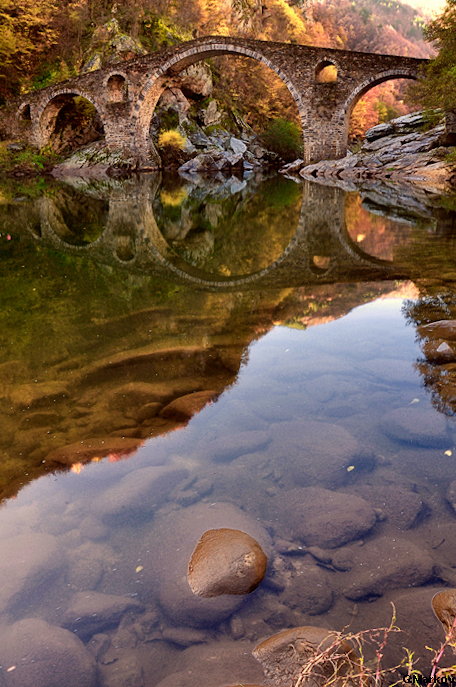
[315,59,339,84]
[104,72,129,103]
[36,89,104,149]
[18,102,32,122]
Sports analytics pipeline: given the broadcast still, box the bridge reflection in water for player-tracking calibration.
[9,174,408,290]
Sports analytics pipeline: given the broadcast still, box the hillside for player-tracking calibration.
[0,0,437,147]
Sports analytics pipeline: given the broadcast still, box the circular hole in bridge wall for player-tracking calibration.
[315,63,338,84]
[312,255,331,270]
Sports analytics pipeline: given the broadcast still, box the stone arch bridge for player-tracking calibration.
[14,36,426,165]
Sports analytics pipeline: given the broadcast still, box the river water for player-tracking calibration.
[1,170,456,686]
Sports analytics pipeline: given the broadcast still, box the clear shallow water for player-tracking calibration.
[1,173,456,686]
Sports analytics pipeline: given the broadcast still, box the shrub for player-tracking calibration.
[158,129,186,150]
[262,117,303,162]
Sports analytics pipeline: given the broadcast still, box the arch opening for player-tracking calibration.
[39,93,105,154]
[46,190,109,247]
[19,104,32,122]
[115,234,136,262]
[345,74,420,146]
[134,43,305,165]
[315,61,338,84]
[107,74,128,103]
[152,173,303,279]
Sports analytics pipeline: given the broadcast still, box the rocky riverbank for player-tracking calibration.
[282,111,456,195]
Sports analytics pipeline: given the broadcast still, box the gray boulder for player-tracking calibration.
[0,618,96,687]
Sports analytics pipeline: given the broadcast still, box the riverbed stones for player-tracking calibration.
[91,465,188,519]
[139,502,271,627]
[0,618,96,687]
[268,420,374,488]
[385,587,456,672]
[188,528,267,597]
[274,487,376,548]
[154,639,264,687]
[0,530,63,613]
[379,406,450,448]
[343,535,434,600]
[253,626,360,687]
[63,591,141,641]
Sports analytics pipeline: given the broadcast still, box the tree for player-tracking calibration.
[0,0,59,99]
[408,0,456,111]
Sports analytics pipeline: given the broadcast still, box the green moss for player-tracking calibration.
[204,124,223,136]
[159,109,180,131]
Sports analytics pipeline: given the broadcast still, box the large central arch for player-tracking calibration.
[129,41,307,165]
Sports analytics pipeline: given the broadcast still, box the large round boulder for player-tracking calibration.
[140,502,272,627]
[188,528,267,597]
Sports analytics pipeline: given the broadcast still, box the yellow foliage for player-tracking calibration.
[158,129,186,150]
[316,65,338,83]
[262,0,308,43]
[160,188,188,206]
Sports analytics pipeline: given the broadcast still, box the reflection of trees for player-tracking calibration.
[403,292,456,416]
[153,174,302,276]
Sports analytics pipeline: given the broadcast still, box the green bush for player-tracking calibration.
[262,118,303,162]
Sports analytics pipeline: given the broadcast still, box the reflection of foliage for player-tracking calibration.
[403,291,456,417]
[402,292,455,327]
[160,187,187,206]
[155,174,302,276]
[261,117,303,162]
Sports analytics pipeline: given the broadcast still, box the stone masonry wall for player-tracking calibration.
[10,36,427,166]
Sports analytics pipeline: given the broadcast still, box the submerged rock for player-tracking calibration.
[139,502,272,627]
[253,626,360,687]
[268,420,375,489]
[279,562,334,615]
[343,535,433,600]
[379,407,450,448]
[273,486,376,548]
[63,591,141,641]
[0,531,63,614]
[446,481,456,514]
[154,639,264,687]
[188,528,267,597]
[0,618,96,687]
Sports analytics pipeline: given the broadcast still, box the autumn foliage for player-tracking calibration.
[0,0,435,137]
